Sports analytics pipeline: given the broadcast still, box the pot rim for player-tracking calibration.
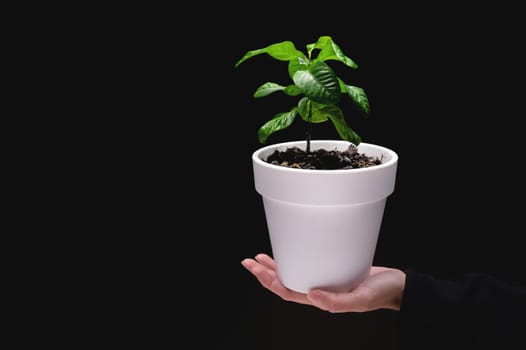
[252,140,398,174]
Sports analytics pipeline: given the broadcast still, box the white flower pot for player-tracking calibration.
[252,140,398,293]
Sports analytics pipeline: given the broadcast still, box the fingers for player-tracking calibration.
[241,255,312,306]
[240,258,273,286]
[254,253,276,270]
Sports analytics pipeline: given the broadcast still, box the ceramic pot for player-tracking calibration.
[252,140,398,293]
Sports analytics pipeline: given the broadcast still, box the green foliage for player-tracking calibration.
[235,35,370,147]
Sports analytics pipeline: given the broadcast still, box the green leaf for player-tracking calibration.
[283,85,302,96]
[253,82,286,98]
[321,105,362,145]
[298,98,329,123]
[258,108,298,143]
[293,60,340,105]
[235,41,307,67]
[287,57,309,80]
[345,85,370,115]
[308,35,358,69]
[253,83,301,98]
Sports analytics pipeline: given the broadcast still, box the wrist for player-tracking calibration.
[390,269,406,311]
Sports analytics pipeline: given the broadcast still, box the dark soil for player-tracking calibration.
[265,144,383,170]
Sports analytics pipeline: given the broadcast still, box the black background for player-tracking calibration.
[91,4,525,349]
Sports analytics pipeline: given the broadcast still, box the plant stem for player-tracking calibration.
[306,102,312,153]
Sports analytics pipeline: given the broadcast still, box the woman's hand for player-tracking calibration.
[241,253,405,313]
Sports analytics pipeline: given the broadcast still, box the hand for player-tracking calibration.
[241,253,406,313]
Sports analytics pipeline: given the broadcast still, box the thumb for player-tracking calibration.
[307,289,330,309]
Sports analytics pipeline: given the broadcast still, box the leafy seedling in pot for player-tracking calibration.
[235,35,370,153]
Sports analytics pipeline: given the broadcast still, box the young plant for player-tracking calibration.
[235,35,370,153]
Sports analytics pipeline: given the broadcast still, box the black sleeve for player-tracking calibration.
[398,269,526,349]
